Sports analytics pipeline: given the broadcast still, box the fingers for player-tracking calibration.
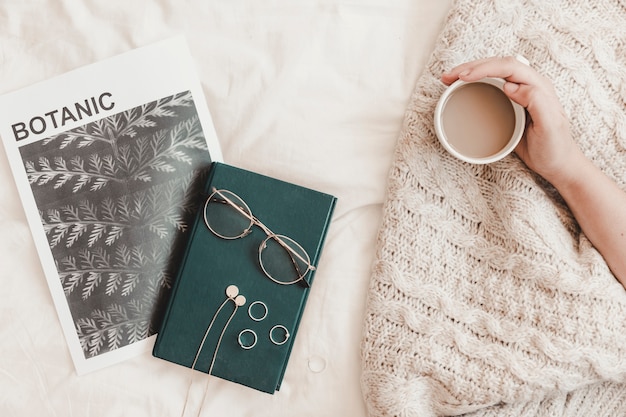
[504,78,565,130]
[441,56,542,87]
[441,57,493,84]
[503,81,532,108]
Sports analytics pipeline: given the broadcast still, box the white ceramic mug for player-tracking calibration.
[434,77,526,164]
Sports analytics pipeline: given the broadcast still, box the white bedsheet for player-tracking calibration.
[0,1,452,415]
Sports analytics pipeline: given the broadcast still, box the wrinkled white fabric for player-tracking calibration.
[0,1,452,416]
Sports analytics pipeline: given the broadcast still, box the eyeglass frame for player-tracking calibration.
[203,187,315,288]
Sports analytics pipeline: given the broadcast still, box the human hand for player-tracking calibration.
[441,57,584,185]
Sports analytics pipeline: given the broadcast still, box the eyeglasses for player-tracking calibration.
[203,188,315,288]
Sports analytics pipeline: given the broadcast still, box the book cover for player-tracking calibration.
[0,36,223,374]
[153,162,337,393]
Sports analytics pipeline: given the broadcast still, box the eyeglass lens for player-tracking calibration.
[259,234,311,286]
[204,189,253,239]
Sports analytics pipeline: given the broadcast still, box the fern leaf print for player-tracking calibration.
[19,91,213,358]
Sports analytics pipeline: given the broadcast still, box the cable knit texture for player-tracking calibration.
[361,0,626,416]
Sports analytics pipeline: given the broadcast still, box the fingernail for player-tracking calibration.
[504,82,520,93]
[459,70,471,77]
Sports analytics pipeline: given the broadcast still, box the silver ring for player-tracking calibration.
[269,325,290,346]
[248,301,268,321]
[238,329,257,350]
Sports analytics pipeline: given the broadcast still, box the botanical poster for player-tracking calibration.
[19,91,210,358]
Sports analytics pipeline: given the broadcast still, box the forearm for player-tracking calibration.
[547,153,626,287]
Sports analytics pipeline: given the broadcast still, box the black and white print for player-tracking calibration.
[19,90,212,358]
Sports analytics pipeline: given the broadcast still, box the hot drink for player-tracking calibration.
[441,82,515,158]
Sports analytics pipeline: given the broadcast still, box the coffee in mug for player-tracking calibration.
[434,77,526,164]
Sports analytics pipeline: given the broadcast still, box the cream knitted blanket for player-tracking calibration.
[361,0,626,416]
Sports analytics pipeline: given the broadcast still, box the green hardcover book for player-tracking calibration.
[153,162,337,393]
